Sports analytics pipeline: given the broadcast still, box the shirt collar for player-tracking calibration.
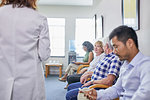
[105,52,114,57]
[125,51,144,68]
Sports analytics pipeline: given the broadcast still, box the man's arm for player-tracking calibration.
[83,71,93,76]
[79,75,123,100]
[82,74,116,87]
[96,75,123,100]
[80,71,93,84]
[93,74,116,86]
[131,61,150,100]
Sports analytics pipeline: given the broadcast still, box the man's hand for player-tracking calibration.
[79,88,97,100]
[82,81,92,87]
[80,74,88,84]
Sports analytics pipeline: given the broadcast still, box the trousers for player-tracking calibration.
[67,74,83,84]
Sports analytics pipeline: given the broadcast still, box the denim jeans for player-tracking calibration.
[66,82,83,100]
[66,81,102,100]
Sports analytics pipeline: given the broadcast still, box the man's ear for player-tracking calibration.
[106,43,109,49]
[126,39,134,48]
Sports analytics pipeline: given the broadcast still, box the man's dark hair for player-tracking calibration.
[109,25,138,49]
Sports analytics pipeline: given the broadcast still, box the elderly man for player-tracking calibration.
[66,37,123,100]
[80,25,150,100]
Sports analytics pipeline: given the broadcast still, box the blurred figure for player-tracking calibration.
[0,0,50,100]
[59,41,94,82]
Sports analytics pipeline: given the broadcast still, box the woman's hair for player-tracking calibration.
[95,41,103,48]
[95,40,104,53]
[82,41,94,52]
[0,0,37,10]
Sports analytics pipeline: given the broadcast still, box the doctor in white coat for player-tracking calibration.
[0,0,50,100]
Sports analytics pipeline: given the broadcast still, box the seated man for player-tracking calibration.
[66,41,105,88]
[66,37,123,100]
[79,25,150,100]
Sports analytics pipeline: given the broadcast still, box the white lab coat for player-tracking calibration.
[0,5,50,100]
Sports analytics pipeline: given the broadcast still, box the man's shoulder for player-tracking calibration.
[109,53,120,61]
[135,56,150,77]
[135,52,150,66]
[138,56,150,68]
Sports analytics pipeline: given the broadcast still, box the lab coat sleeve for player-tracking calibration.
[38,17,50,61]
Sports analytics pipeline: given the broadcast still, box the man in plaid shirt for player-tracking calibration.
[66,37,123,100]
[91,52,121,82]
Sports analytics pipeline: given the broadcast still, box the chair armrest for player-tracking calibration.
[77,65,89,74]
[89,84,111,89]
[88,84,119,100]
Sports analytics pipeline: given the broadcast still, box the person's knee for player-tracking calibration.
[66,92,73,100]
[66,92,70,100]
[67,84,72,91]
[66,94,77,100]
[66,89,78,100]
[68,63,74,67]
[68,75,73,84]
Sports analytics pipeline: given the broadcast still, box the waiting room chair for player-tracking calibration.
[77,65,89,74]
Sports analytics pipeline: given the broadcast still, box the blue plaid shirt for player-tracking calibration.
[91,52,123,81]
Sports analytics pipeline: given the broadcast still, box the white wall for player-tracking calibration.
[38,0,150,74]
[38,4,97,74]
[138,0,150,56]
[93,0,150,56]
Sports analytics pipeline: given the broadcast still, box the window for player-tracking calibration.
[75,18,95,57]
[47,18,65,57]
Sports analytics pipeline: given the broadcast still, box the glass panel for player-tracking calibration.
[122,0,139,30]
[75,18,95,57]
[47,18,65,56]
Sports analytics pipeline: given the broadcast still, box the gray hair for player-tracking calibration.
[102,37,113,50]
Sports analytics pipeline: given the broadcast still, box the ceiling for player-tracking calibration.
[37,0,93,6]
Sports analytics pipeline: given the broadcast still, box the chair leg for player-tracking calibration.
[59,66,62,77]
[45,65,49,78]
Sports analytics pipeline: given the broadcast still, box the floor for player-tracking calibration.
[45,75,67,100]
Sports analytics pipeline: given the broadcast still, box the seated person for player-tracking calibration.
[79,26,150,100]
[66,41,105,86]
[59,41,94,82]
[65,37,123,100]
